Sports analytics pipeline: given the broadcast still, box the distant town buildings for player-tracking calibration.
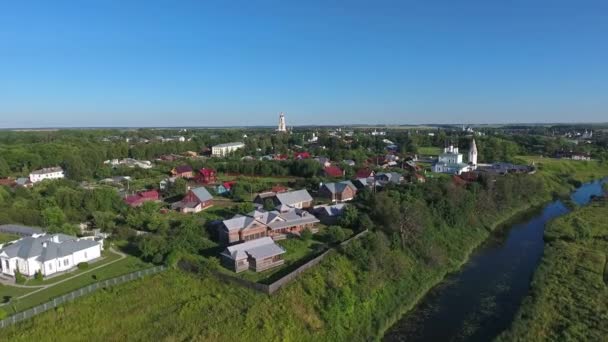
[212,142,245,157]
[29,167,64,183]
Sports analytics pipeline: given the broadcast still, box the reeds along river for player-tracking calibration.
[383,179,607,342]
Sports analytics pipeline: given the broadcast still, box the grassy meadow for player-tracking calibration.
[497,201,608,341]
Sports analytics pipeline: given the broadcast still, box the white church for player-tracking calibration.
[432,139,478,175]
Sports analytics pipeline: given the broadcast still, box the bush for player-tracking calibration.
[14,270,25,284]
[327,226,347,244]
[300,228,313,241]
[77,262,89,270]
[0,308,7,320]
[34,270,43,281]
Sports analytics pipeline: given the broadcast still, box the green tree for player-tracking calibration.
[42,206,66,228]
[327,226,347,243]
[338,205,359,228]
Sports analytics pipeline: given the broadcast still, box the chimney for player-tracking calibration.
[42,242,47,248]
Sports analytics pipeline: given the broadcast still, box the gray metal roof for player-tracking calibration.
[221,208,317,232]
[322,181,357,194]
[222,237,285,260]
[191,187,213,202]
[213,142,245,148]
[0,224,44,236]
[313,203,346,216]
[30,166,63,175]
[0,234,99,261]
[275,190,312,206]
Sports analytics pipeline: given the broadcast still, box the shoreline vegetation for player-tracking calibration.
[1,158,608,341]
[496,199,608,341]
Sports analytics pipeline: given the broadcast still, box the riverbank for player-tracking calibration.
[497,199,608,341]
[375,192,553,340]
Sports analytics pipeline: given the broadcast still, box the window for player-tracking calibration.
[84,252,87,259]
[48,263,53,271]
[4,260,8,270]
[63,259,69,266]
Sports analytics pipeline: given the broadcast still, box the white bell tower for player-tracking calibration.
[468,138,478,167]
[277,112,287,132]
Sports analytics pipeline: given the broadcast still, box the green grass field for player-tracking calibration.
[0,252,150,314]
[417,146,442,156]
[498,201,608,341]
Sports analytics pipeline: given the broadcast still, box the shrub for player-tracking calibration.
[77,262,89,270]
[34,270,43,281]
[0,308,7,320]
[300,228,313,241]
[14,270,25,284]
[327,226,347,244]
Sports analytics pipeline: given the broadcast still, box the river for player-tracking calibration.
[383,179,607,342]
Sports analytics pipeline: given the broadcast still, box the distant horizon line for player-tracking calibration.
[1,122,608,131]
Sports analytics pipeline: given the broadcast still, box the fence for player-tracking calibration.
[0,265,166,329]
[217,230,369,295]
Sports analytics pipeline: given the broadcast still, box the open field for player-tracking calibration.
[1,250,150,313]
[498,201,608,341]
[417,146,442,156]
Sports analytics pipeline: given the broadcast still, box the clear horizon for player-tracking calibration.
[1,1,607,128]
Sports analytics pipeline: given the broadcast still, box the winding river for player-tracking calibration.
[383,179,607,342]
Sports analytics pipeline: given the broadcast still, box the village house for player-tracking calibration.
[253,189,314,211]
[211,142,245,157]
[171,165,194,179]
[29,167,64,183]
[294,151,311,160]
[356,168,375,179]
[375,172,404,185]
[15,177,33,188]
[218,208,320,244]
[312,203,347,225]
[104,158,153,169]
[314,157,332,167]
[124,190,160,207]
[319,181,357,202]
[323,165,344,178]
[195,167,217,184]
[0,232,103,277]
[216,181,236,195]
[171,187,213,213]
[220,237,285,273]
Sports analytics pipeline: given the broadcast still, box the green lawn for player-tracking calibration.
[0,233,20,244]
[2,254,150,313]
[417,146,442,156]
[498,201,608,341]
[23,249,123,286]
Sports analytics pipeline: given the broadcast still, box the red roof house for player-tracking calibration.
[356,168,375,179]
[294,152,311,160]
[124,190,160,207]
[196,168,217,184]
[324,166,344,178]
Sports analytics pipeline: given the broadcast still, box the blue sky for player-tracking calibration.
[1,1,607,127]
